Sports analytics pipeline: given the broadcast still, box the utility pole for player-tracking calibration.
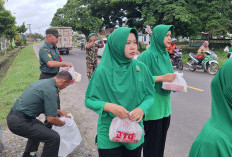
[27,24,32,41]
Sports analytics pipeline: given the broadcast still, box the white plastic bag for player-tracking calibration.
[61,67,81,83]
[109,117,143,143]
[224,46,229,52]
[162,72,187,92]
[52,113,82,157]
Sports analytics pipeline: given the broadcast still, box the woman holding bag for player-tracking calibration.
[138,24,176,157]
[85,27,154,157]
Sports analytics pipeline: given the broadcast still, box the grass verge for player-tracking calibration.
[0,46,40,126]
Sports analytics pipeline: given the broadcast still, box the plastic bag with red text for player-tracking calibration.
[109,117,143,143]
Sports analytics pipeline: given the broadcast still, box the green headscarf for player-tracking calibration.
[85,27,154,116]
[88,33,96,38]
[189,59,232,157]
[138,24,174,95]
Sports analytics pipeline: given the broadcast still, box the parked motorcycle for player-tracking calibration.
[187,50,219,75]
[170,49,184,70]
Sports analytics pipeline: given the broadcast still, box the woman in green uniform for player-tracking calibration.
[85,27,154,157]
[189,59,232,157]
[138,24,176,157]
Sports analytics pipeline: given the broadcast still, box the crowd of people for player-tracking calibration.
[6,25,232,157]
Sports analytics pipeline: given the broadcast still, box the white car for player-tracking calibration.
[97,39,107,58]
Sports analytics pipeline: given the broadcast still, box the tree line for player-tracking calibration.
[51,0,232,39]
[0,0,45,47]
[0,0,28,38]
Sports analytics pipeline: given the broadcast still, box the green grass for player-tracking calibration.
[0,46,40,126]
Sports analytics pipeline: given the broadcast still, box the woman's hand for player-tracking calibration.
[129,108,144,123]
[104,103,130,119]
[161,73,176,82]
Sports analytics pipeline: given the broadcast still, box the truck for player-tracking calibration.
[53,27,72,55]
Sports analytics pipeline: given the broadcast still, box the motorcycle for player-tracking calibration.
[186,50,219,75]
[170,49,184,70]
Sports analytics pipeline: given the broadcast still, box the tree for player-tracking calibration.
[141,0,199,37]
[52,0,232,38]
[141,0,232,37]
[5,25,17,39]
[89,0,144,31]
[17,22,28,34]
[0,0,16,37]
[30,33,44,40]
[0,8,16,37]
[190,0,232,37]
[51,0,103,39]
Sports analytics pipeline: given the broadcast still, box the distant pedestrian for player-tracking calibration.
[80,39,85,51]
[138,25,176,157]
[224,40,232,58]
[85,27,154,157]
[7,71,73,157]
[86,33,104,80]
[189,58,232,157]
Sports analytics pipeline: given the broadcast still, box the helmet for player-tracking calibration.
[171,38,177,42]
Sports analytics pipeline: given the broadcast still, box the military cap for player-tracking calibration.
[46,28,61,37]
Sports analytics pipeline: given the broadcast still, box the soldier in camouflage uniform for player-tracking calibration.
[86,33,104,80]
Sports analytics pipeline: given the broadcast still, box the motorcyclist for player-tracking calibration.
[197,41,209,66]
[167,38,179,58]
[167,38,181,66]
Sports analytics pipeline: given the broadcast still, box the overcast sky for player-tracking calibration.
[5,0,67,35]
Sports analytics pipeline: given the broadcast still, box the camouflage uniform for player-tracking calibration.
[86,42,100,80]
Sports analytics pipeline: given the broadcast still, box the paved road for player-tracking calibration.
[166,68,214,157]
[34,44,215,157]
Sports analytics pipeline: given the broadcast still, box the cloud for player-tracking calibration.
[5,0,67,35]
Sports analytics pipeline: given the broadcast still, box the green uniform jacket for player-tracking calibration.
[85,27,154,150]
[12,78,59,118]
[39,42,60,74]
[189,59,232,157]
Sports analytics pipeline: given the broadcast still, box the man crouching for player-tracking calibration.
[7,71,73,157]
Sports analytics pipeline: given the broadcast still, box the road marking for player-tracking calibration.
[187,86,204,92]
